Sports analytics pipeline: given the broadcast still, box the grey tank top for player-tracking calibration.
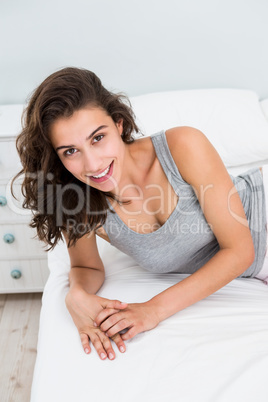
[103,130,267,278]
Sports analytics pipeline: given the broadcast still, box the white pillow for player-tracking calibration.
[130,89,268,168]
[260,98,268,120]
[1,91,268,168]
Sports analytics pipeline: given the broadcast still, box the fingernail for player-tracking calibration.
[100,353,106,359]
[120,302,127,305]
[120,346,125,353]
[85,348,90,354]
[93,322,97,327]
[108,353,114,360]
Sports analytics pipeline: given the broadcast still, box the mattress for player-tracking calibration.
[30,235,268,402]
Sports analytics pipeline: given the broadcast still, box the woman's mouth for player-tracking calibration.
[89,161,114,183]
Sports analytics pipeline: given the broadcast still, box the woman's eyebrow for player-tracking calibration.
[55,125,108,152]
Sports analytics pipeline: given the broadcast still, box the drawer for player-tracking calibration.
[0,139,21,172]
[0,258,49,293]
[0,223,47,258]
[0,181,31,223]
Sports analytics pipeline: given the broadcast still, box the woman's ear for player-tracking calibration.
[116,118,123,135]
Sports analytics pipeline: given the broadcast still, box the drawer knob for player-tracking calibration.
[0,196,7,206]
[3,233,15,243]
[11,269,22,279]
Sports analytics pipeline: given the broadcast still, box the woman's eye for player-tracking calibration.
[64,148,77,156]
[93,134,104,143]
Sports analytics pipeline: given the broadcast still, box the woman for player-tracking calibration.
[12,67,268,362]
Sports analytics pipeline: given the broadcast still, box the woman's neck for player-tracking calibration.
[109,137,156,202]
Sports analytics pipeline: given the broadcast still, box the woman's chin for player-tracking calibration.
[91,178,118,194]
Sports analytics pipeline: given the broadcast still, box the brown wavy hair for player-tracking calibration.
[11,67,140,250]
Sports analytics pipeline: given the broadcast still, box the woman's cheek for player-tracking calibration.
[63,160,79,176]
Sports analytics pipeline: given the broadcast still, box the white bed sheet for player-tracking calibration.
[31,236,268,402]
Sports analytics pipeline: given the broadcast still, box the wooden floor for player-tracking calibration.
[0,293,42,402]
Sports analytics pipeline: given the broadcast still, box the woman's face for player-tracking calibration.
[49,107,125,193]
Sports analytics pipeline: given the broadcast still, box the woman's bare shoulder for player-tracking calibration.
[165,126,206,148]
[165,126,211,183]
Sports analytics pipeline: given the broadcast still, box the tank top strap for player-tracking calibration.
[150,130,191,196]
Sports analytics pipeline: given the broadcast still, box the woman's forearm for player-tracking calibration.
[148,248,254,322]
[68,267,105,294]
[93,249,254,342]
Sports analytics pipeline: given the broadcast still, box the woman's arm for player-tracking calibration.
[68,265,104,294]
[94,127,255,340]
[63,231,127,359]
[147,246,254,323]
[95,245,254,340]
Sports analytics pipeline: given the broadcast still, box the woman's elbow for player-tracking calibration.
[245,246,255,268]
[237,240,255,271]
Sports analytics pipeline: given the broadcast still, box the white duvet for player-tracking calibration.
[31,237,268,402]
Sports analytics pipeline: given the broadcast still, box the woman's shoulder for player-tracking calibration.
[165,126,206,149]
[164,126,210,183]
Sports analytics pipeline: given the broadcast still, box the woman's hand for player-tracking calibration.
[93,302,160,341]
[65,287,128,360]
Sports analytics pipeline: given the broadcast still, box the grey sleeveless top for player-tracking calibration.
[103,130,267,278]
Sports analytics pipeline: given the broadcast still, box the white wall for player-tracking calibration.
[0,0,267,104]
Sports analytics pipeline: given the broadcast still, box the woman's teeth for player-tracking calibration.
[92,164,111,179]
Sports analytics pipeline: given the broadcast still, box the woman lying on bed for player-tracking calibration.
[12,67,268,362]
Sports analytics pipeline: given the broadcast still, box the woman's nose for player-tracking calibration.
[83,151,102,175]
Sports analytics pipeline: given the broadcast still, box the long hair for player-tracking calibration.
[11,67,140,250]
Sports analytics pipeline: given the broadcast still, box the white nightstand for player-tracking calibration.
[0,105,49,293]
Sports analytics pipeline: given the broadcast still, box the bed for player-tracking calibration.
[29,89,268,402]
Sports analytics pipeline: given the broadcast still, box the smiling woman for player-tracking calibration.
[12,67,139,250]
[11,67,268,363]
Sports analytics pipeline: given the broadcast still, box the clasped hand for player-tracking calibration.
[94,301,160,341]
[65,288,159,361]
